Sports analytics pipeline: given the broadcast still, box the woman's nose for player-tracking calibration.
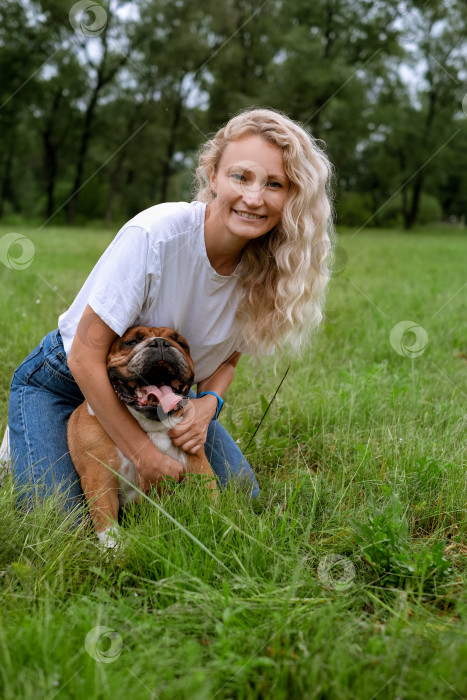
[241,181,264,207]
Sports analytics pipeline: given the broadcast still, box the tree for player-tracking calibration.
[0,1,53,216]
[356,0,467,228]
[252,0,402,218]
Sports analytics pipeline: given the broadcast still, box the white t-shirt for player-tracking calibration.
[58,201,252,383]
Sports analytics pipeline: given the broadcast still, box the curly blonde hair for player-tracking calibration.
[194,107,335,356]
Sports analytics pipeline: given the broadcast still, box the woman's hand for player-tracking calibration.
[168,395,218,454]
[169,354,240,454]
[132,441,185,493]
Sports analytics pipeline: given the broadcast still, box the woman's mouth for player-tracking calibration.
[233,209,265,220]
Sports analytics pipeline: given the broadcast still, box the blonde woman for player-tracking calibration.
[7,107,334,511]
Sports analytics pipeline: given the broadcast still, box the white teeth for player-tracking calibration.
[235,210,262,219]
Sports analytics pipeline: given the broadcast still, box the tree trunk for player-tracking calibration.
[404,173,424,230]
[404,90,436,230]
[159,93,183,203]
[105,115,137,224]
[0,131,16,218]
[43,90,62,220]
[105,163,120,225]
[65,89,99,224]
[323,0,336,60]
[64,18,129,224]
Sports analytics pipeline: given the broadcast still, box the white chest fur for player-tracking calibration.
[86,403,188,506]
[119,406,189,506]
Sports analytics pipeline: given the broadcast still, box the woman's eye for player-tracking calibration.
[267,181,282,189]
[231,173,246,181]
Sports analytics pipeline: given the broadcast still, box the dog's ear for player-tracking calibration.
[171,332,191,354]
[157,328,191,355]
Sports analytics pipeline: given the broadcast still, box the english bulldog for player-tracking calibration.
[67,325,217,549]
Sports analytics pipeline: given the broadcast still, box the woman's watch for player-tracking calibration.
[197,391,224,420]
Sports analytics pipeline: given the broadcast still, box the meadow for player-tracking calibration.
[0,224,465,699]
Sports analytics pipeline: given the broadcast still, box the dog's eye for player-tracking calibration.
[124,339,139,347]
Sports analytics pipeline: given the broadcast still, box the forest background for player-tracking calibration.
[0,0,466,232]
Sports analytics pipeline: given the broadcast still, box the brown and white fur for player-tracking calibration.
[67,325,217,549]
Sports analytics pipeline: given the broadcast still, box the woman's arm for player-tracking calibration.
[67,305,184,492]
[168,351,242,454]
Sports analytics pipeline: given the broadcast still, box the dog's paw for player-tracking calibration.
[97,525,121,551]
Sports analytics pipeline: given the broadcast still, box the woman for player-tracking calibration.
[7,107,334,512]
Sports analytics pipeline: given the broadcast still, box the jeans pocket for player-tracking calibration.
[44,347,76,384]
[12,340,44,384]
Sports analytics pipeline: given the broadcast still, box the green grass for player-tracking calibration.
[0,224,466,699]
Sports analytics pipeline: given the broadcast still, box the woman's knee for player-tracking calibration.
[205,419,260,497]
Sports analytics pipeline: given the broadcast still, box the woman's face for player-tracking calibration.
[209,134,290,244]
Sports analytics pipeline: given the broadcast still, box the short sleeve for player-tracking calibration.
[87,226,150,336]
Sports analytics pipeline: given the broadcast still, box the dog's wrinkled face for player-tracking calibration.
[106,326,194,421]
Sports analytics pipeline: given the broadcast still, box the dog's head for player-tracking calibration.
[106,326,194,421]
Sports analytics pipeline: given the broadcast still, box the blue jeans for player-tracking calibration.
[8,329,259,512]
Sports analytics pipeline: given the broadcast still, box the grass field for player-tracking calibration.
[0,224,466,699]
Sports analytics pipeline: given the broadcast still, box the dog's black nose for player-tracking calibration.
[148,337,171,349]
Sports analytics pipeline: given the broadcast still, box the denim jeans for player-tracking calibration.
[8,329,259,512]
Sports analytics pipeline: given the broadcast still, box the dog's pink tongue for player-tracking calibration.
[143,385,181,413]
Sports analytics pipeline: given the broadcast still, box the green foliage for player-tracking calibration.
[1,1,466,227]
[0,226,466,698]
[408,456,447,501]
[238,393,291,453]
[416,194,443,225]
[351,492,452,591]
[336,192,374,226]
[376,193,443,227]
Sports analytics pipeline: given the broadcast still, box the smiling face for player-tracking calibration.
[209,134,290,245]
